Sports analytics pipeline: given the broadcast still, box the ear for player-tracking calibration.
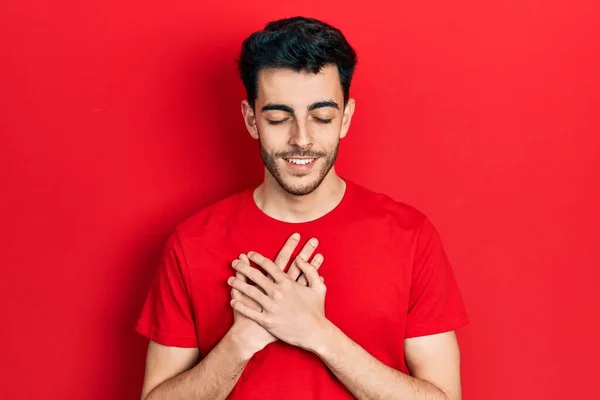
[241,100,259,140]
[339,98,355,139]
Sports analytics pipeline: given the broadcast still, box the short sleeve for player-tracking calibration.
[405,219,469,338]
[135,230,198,347]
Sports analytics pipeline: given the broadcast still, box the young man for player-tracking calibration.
[136,16,468,400]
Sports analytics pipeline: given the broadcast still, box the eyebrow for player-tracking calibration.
[308,100,339,111]
[261,103,294,113]
[261,99,339,113]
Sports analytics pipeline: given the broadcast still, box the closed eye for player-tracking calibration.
[267,117,332,125]
[267,119,288,125]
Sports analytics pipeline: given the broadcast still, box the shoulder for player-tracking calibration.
[347,179,430,232]
[171,187,252,242]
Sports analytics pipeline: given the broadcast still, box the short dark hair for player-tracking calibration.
[238,16,358,109]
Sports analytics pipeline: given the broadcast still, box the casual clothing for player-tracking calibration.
[136,179,468,399]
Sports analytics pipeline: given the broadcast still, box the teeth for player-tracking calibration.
[287,158,315,165]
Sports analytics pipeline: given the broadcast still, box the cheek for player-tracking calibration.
[317,124,343,145]
[257,125,289,150]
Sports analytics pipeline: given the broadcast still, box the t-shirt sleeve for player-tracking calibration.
[405,218,469,338]
[135,230,198,347]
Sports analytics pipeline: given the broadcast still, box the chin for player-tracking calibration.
[277,175,323,196]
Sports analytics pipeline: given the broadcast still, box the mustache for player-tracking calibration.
[278,150,327,158]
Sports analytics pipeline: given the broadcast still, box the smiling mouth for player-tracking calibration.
[283,158,317,165]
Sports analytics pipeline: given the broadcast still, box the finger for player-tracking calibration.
[247,251,288,283]
[232,259,276,295]
[239,254,272,292]
[233,272,262,311]
[241,253,273,284]
[235,258,250,284]
[230,270,243,299]
[300,275,324,285]
[296,257,324,289]
[227,276,275,310]
[239,253,251,266]
[288,238,319,281]
[230,298,268,326]
[273,233,301,269]
[231,287,262,311]
[297,275,307,286]
[297,253,324,286]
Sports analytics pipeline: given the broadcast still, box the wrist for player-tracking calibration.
[306,318,338,357]
[225,325,257,362]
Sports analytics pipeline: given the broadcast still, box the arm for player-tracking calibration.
[140,233,323,399]
[141,327,252,400]
[312,325,462,400]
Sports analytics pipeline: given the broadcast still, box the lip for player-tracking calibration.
[282,157,319,172]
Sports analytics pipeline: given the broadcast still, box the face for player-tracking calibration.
[242,64,355,196]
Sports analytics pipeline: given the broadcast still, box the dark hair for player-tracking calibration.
[238,16,358,109]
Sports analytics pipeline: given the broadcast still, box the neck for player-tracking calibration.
[253,168,346,223]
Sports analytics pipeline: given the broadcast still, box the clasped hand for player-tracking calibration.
[227,236,329,352]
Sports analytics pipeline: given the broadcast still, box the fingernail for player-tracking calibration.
[247,251,254,257]
[309,238,318,247]
[232,260,238,267]
[291,233,300,240]
[227,277,234,284]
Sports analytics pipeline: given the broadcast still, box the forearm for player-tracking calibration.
[313,322,449,400]
[145,329,251,400]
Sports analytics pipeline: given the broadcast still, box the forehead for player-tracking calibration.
[256,64,342,108]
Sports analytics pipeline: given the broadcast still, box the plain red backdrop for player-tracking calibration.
[1,0,599,398]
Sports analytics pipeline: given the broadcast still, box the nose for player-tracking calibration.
[288,119,313,149]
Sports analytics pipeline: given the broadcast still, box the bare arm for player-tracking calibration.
[141,327,252,400]
[313,325,462,400]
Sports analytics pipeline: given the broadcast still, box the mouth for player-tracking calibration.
[281,157,320,174]
[283,158,317,166]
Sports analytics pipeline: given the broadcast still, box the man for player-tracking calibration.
[136,16,468,400]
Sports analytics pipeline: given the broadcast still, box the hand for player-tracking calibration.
[228,251,329,352]
[228,234,324,359]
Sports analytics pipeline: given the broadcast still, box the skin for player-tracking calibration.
[140,64,463,400]
[241,65,355,222]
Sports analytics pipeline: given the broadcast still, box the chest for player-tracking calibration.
[185,223,414,355]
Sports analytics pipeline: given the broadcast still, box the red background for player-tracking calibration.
[1,1,599,398]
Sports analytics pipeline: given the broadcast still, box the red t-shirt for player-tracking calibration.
[136,179,468,399]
